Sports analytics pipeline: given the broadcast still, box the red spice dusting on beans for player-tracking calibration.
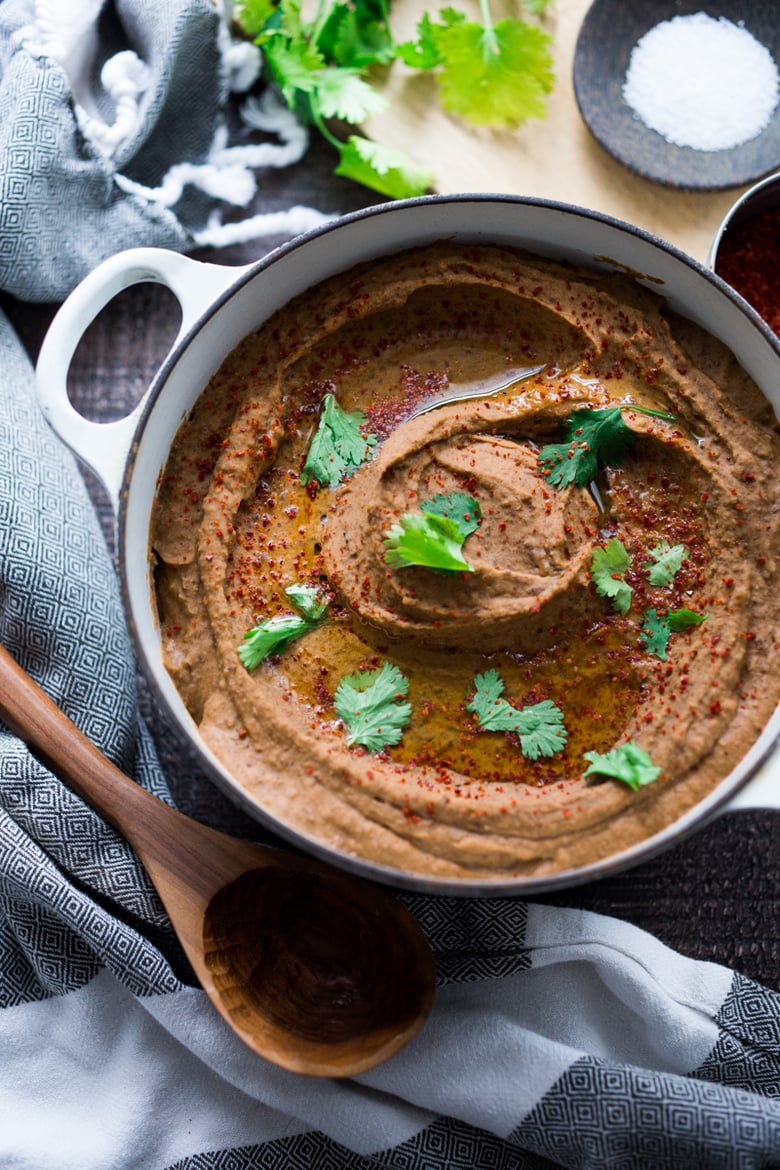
[715,207,780,335]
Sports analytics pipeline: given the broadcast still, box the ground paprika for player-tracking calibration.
[714,206,780,336]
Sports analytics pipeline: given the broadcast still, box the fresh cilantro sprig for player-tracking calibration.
[383,490,481,571]
[591,538,633,615]
[235,0,555,198]
[300,393,377,487]
[583,741,660,791]
[468,668,567,760]
[239,583,330,670]
[539,405,676,488]
[639,606,708,661]
[334,660,412,750]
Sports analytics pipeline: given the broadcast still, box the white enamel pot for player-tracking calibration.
[35,195,780,895]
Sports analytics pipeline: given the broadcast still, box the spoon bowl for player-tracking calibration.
[0,642,436,1077]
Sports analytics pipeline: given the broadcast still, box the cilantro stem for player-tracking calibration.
[619,404,676,422]
[478,0,499,55]
[310,0,331,46]
[311,104,339,149]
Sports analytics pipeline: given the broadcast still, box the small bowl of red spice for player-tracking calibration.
[708,171,780,335]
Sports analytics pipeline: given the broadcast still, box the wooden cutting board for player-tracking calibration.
[365,0,747,263]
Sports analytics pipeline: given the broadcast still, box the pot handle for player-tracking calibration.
[35,248,249,508]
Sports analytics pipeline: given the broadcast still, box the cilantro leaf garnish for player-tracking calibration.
[468,669,567,760]
[640,606,708,660]
[420,490,481,537]
[539,408,632,488]
[668,607,708,631]
[384,490,481,571]
[239,584,330,670]
[639,608,671,660]
[538,405,675,488]
[282,583,330,621]
[645,541,688,587]
[384,511,473,572]
[300,393,377,488]
[591,538,633,615]
[334,661,412,750]
[583,741,660,791]
[235,0,555,197]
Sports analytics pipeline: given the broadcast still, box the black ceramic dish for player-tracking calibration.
[573,0,780,190]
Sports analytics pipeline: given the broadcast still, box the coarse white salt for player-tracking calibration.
[622,12,779,152]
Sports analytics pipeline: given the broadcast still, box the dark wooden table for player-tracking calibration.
[3,134,778,992]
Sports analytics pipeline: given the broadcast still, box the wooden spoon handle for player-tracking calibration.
[0,641,159,830]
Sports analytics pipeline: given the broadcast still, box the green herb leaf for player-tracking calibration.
[591,538,633,615]
[283,583,330,622]
[467,666,505,725]
[639,608,671,660]
[383,490,481,570]
[333,135,432,198]
[433,14,555,127]
[583,741,660,791]
[539,408,635,488]
[238,584,330,670]
[263,34,325,105]
[317,0,395,67]
[639,606,708,659]
[668,607,708,631]
[538,405,675,488]
[384,511,473,572]
[645,540,688,587]
[420,491,482,538]
[397,12,443,68]
[315,66,388,121]
[334,661,412,750]
[238,613,312,670]
[234,0,277,38]
[300,393,377,487]
[468,669,567,760]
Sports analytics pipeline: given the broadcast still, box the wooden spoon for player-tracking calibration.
[0,643,436,1077]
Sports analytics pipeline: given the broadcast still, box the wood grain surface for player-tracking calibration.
[1,128,777,994]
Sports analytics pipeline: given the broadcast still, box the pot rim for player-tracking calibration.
[111,192,780,896]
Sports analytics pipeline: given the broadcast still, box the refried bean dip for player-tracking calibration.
[152,243,780,882]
